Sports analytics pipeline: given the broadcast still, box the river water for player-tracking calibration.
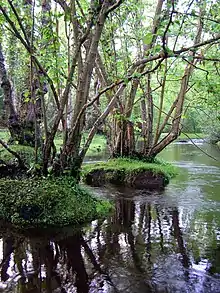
[0,141,220,293]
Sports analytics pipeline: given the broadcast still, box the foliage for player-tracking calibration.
[0,177,112,228]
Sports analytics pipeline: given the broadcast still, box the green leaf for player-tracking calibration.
[143,33,153,45]
[24,97,30,103]
[153,44,161,53]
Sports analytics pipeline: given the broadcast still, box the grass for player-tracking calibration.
[82,157,178,181]
[0,176,112,228]
[0,130,107,165]
[0,129,10,140]
[54,132,107,156]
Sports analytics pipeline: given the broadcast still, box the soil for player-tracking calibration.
[84,169,168,190]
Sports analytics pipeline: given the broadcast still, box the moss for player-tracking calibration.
[82,157,177,182]
[0,177,112,228]
[0,129,10,141]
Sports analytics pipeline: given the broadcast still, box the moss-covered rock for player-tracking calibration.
[82,158,177,190]
[0,177,112,228]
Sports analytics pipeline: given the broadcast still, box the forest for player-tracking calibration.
[0,1,220,292]
[0,0,219,227]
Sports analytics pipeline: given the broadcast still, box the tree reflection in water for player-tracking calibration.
[0,195,220,293]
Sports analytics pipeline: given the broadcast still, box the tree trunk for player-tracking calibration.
[60,2,111,173]
[110,0,163,158]
[0,43,21,142]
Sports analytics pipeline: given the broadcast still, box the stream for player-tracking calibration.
[0,140,220,293]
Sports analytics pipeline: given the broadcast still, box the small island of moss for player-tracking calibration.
[82,158,177,189]
[0,177,112,228]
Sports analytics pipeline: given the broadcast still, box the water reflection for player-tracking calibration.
[1,196,220,293]
[0,142,220,293]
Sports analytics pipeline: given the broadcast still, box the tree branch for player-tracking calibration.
[106,0,124,15]
[7,0,31,47]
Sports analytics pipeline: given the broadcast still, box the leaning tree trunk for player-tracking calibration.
[59,1,121,175]
[150,8,204,157]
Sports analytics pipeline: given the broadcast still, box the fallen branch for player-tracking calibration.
[0,139,25,168]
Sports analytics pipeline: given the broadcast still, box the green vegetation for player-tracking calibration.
[0,129,9,140]
[0,130,107,166]
[82,158,177,182]
[81,133,106,155]
[0,177,112,228]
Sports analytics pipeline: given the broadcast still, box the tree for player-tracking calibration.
[0,0,219,177]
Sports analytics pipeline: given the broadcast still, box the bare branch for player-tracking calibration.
[173,10,220,24]
[182,57,209,76]
[162,0,175,54]
[174,34,220,54]
[106,0,124,15]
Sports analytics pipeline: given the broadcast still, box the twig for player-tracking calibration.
[152,104,219,162]
[182,132,218,161]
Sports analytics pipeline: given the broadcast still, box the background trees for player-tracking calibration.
[0,0,219,175]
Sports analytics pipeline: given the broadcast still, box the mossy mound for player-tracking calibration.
[0,177,112,228]
[82,158,177,189]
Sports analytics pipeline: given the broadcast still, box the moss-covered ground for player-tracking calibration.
[0,177,112,228]
[82,157,178,182]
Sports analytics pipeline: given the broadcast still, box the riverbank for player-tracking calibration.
[0,177,112,228]
[82,158,177,189]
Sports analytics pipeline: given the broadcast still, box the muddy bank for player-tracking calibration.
[82,158,177,190]
[84,168,168,189]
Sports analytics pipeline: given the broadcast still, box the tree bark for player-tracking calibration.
[0,43,21,142]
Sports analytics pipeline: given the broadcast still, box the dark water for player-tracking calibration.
[1,141,220,293]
